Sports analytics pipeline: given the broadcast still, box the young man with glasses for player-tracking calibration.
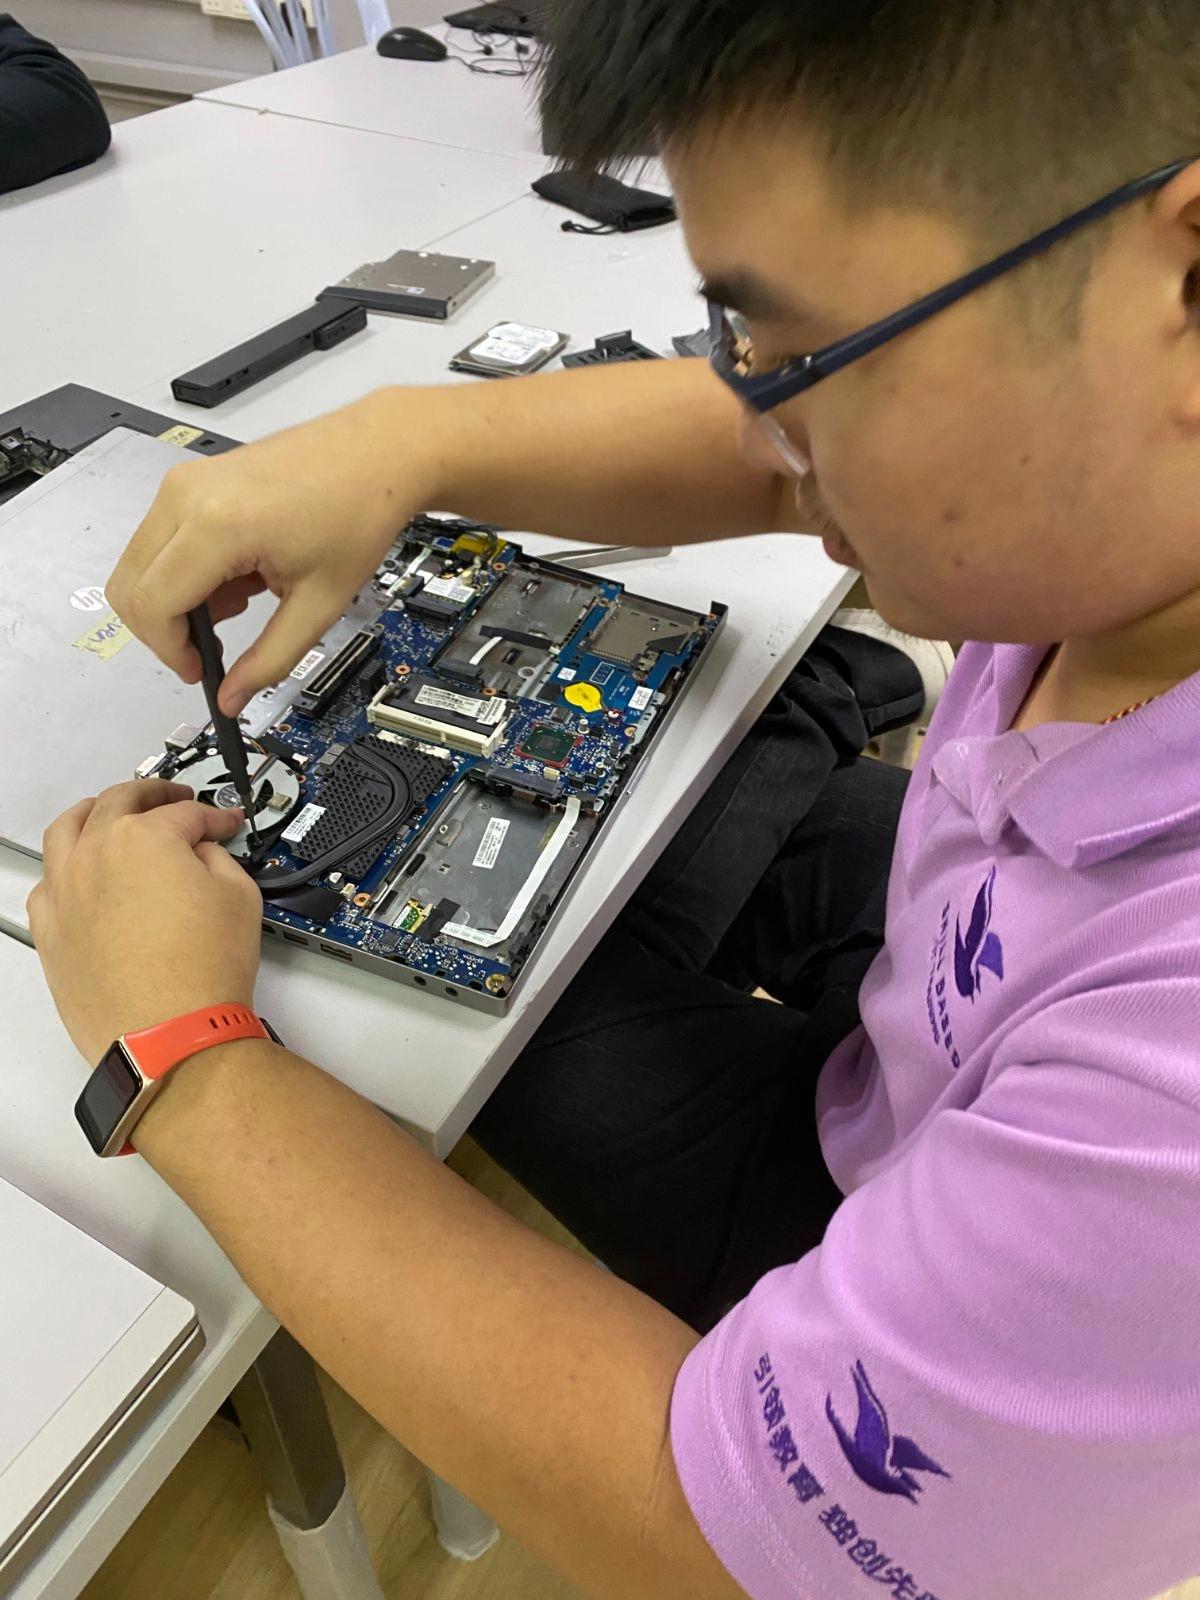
[30,2,1200,1596]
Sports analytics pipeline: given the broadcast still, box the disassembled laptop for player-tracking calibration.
[138,516,725,1013]
[0,389,725,1016]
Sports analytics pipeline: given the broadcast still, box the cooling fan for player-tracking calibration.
[171,742,306,854]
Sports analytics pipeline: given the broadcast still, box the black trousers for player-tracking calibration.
[471,626,916,1331]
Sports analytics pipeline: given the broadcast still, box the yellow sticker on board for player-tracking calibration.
[564,682,603,713]
[73,611,134,661]
[157,425,205,448]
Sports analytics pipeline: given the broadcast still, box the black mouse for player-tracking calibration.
[377,26,448,61]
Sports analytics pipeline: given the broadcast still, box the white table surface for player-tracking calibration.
[201,29,550,162]
[28,168,851,1160]
[0,53,852,1598]
[0,525,848,1158]
[0,938,275,1600]
[122,179,699,459]
[0,96,548,418]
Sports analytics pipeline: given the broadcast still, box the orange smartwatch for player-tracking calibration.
[74,1004,280,1157]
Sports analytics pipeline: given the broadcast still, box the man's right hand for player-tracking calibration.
[108,362,786,717]
[107,393,432,716]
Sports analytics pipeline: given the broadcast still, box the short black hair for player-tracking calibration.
[541,2,1200,254]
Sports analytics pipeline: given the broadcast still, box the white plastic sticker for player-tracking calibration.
[477,697,508,726]
[157,424,204,448]
[282,802,326,844]
[473,816,510,869]
[415,685,506,725]
[422,576,475,606]
[472,322,560,366]
[557,667,577,682]
[290,648,325,680]
[73,611,133,661]
[629,685,653,713]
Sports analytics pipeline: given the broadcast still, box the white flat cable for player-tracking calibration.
[469,636,502,666]
[443,796,581,949]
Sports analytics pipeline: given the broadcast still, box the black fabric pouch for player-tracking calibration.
[531,170,677,233]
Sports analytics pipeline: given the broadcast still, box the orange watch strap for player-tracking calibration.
[124,1004,270,1081]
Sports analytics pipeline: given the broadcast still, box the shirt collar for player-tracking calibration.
[930,644,1200,868]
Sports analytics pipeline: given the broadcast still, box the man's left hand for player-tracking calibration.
[28,780,263,1064]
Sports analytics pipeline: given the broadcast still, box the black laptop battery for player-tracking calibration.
[171,301,367,409]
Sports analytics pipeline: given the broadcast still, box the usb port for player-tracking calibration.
[283,931,307,947]
[320,943,352,963]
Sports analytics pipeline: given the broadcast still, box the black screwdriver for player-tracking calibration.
[187,604,261,846]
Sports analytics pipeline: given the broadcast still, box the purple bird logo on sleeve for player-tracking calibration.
[954,865,1005,1001]
[826,1362,951,1503]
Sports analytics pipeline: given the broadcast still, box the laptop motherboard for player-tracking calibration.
[139,517,725,1013]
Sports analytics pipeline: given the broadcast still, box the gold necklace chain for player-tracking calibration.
[1103,694,1160,724]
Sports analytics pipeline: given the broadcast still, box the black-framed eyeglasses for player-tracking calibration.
[709,157,1191,476]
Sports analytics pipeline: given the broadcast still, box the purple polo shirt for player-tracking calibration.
[671,641,1200,1600]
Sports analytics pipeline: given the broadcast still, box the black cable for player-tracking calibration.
[447,52,528,75]
[443,22,536,77]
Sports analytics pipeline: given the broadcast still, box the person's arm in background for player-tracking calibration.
[109,358,797,711]
[0,13,111,195]
[404,358,787,543]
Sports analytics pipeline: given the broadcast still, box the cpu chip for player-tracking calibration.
[516,724,579,766]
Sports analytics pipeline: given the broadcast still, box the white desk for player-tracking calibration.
[62,125,852,1166]
[0,937,276,1600]
[0,96,548,417]
[120,181,694,442]
[11,174,851,1158]
[0,522,847,1157]
[1,50,853,1598]
[201,35,549,162]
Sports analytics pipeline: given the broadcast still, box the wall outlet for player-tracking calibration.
[200,0,316,24]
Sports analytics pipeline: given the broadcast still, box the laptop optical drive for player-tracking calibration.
[320,249,495,320]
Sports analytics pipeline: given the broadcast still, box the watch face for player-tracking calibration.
[75,1043,142,1155]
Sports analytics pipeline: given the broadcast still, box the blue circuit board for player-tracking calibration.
[157,520,724,1008]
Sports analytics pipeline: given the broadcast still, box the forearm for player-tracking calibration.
[366,357,789,545]
[134,1039,743,1600]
